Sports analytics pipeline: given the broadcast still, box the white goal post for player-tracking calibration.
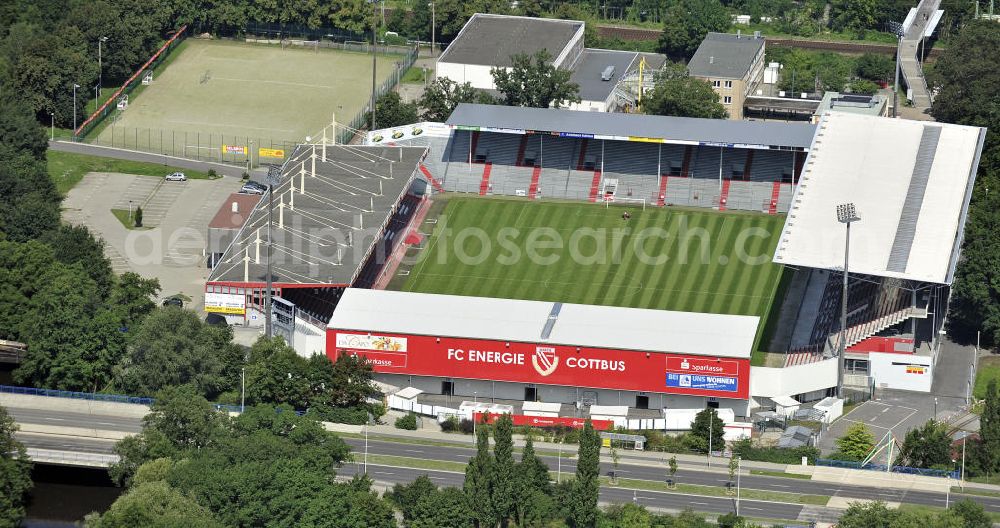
[603,196,648,210]
[142,71,153,85]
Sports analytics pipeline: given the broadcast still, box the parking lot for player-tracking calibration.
[63,172,241,312]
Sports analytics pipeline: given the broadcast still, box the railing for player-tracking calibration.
[816,458,959,479]
[0,384,153,405]
[25,448,120,468]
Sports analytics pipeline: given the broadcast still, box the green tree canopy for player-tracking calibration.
[570,420,601,528]
[464,426,497,528]
[690,408,726,452]
[409,487,474,528]
[84,481,223,528]
[657,0,730,61]
[491,50,581,108]
[418,77,492,122]
[112,307,242,398]
[900,420,953,469]
[0,405,32,528]
[837,422,876,461]
[643,63,727,119]
[369,91,419,130]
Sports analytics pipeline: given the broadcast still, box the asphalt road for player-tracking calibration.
[10,406,996,513]
[15,433,118,455]
[337,462,806,520]
[342,438,996,511]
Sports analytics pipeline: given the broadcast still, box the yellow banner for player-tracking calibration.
[205,305,245,315]
[258,147,286,158]
[222,144,247,155]
[628,136,664,143]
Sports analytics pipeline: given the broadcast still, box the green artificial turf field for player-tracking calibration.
[400,197,785,318]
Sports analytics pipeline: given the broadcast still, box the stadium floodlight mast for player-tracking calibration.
[264,164,282,339]
[836,203,860,400]
[887,20,904,118]
[72,83,80,133]
[98,36,108,98]
[369,0,380,131]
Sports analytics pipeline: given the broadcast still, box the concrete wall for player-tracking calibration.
[436,62,499,90]
[374,374,750,417]
[750,358,837,401]
[869,352,933,392]
[293,318,327,357]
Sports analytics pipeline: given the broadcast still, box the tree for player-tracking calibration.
[643,63,727,119]
[727,456,739,493]
[491,50,581,109]
[848,79,881,95]
[388,475,437,522]
[419,77,492,122]
[107,272,161,330]
[667,455,678,488]
[110,386,226,486]
[900,420,953,469]
[134,206,143,227]
[837,422,875,461]
[84,481,223,528]
[39,224,116,298]
[977,379,1000,475]
[0,405,32,528]
[410,487,474,528]
[657,0,730,61]
[464,426,497,528]
[690,408,725,453]
[491,414,515,526]
[609,440,621,484]
[515,434,553,527]
[855,52,894,83]
[369,91,419,129]
[931,22,1000,348]
[570,420,600,528]
[0,95,48,160]
[949,499,992,528]
[837,500,897,528]
[831,0,879,33]
[600,503,651,528]
[113,307,242,398]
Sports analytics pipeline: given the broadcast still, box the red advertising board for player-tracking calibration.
[474,413,613,431]
[328,330,750,399]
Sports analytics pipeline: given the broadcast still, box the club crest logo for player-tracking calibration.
[531,347,559,377]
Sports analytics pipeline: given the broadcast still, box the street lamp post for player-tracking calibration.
[557,439,563,483]
[50,112,54,141]
[370,0,379,131]
[836,203,861,399]
[934,397,938,420]
[430,1,436,58]
[72,83,81,133]
[98,36,108,98]
[735,456,742,516]
[240,367,246,413]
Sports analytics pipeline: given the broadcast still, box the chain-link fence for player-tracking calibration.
[75,25,189,139]
[80,127,301,167]
[340,45,419,144]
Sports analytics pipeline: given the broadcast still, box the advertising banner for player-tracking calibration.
[258,147,285,158]
[205,293,245,315]
[474,413,613,431]
[328,331,749,398]
[222,144,247,155]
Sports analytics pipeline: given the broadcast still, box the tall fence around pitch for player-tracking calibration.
[339,44,419,144]
[74,25,188,139]
[81,129,302,166]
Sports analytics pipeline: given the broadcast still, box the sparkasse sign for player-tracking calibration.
[328,330,749,399]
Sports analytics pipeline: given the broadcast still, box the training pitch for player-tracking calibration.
[400,197,785,318]
[95,39,401,148]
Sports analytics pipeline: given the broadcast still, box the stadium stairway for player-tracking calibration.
[479,163,493,195]
[681,146,693,177]
[743,150,755,180]
[768,182,781,214]
[419,164,445,193]
[528,166,542,199]
[588,170,602,202]
[718,180,732,211]
[516,135,529,166]
[657,176,668,206]
[576,139,590,170]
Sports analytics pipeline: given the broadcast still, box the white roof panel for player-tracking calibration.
[328,289,759,359]
[772,113,984,284]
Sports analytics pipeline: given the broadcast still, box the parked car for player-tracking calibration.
[165,171,187,181]
[162,297,183,308]
[239,181,267,195]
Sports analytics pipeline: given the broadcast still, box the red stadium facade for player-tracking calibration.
[327,330,751,400]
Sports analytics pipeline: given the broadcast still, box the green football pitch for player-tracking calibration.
[93,39,401,152]
[401,197,786,319]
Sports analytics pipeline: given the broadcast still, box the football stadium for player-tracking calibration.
[206,103,985,430]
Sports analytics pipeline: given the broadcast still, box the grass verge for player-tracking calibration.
[749,469,812,480]
[401,65,429,84]
[111,209,148,230]
[601,477,830,506]
[898,503,1000,522]
[48,150,214,194]
[950,486,1000,498]
[339,431,576,458]
[974,356,1000,400]
[361,454,466,473]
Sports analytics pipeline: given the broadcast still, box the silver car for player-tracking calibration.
[165,172,187,181]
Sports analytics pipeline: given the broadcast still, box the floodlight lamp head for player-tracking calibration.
[836,203,860,224]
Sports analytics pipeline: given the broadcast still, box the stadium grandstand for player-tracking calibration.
[205,104,983,423]
[204,143,429,352]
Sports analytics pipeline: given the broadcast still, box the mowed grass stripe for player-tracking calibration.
[400,198,785,317]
